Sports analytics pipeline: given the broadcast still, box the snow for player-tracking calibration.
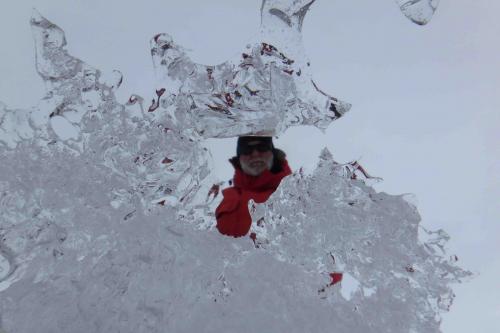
[0,0,490,332]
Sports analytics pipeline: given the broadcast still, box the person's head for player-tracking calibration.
[237,136,274,176]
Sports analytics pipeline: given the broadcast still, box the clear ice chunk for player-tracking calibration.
[150,0,351,139]
[395,0,440,25]
[249,148,472,331]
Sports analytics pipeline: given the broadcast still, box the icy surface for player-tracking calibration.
[0,2,468,333]
[249,149,470,331]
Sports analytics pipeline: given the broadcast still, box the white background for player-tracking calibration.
[0,1,498,331]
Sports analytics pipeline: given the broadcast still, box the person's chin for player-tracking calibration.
[253,167,267,175]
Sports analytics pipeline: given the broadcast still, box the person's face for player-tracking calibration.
[239,141,274,176]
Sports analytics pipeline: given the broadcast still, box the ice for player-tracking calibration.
[0,104,34,149]
[147,0,355,140]
[0,2,467,333]
[395,0,440,25]
[49,115,79,140]
[339,272,360,300]
[0,252,11,282]
[248,148,471,331]
[260,0,439,27]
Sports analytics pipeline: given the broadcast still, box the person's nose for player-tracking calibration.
[249,148,261,157]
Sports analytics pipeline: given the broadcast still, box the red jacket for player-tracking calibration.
[216,158,292,237]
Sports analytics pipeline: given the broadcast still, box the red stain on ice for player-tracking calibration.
[329,272,343,286]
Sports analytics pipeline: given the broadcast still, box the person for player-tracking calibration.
[215,136,292,237]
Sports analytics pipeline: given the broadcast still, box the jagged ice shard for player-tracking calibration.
[395,0,440,25]
[150,1,351,138]
[0,1,468,333]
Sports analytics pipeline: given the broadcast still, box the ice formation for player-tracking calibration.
[395,0,440,25]
[1,1,467,332]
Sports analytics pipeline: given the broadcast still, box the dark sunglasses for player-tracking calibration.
[240,143,272,155]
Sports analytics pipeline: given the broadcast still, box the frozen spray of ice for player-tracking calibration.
[0,1,468,333]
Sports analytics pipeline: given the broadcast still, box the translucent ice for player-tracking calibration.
[395,0,440,25]
[0,251,11,282]
[146,1,360,140]
[249,148,471,331]
[0,2,464,333]
[260,0,439,28]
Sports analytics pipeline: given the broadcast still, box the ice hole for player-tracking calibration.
[204,125,327,183]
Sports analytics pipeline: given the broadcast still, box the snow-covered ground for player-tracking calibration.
[0,1,498,332]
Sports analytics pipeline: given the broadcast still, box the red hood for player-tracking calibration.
[233,159,292,192]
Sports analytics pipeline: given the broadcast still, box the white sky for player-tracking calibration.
[0,1,498,331]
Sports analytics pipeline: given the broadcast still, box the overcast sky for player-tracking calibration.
[0,1,498,331]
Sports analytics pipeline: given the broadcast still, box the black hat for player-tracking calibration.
[237,136,274,157]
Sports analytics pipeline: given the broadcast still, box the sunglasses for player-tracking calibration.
[240,143,272,155]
